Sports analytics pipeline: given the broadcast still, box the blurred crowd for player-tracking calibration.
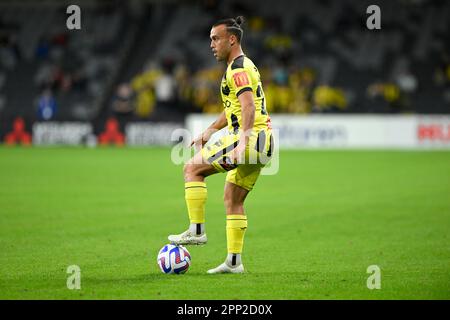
[0,2,129,121]
[110,0,450,120]
[0,0,449,124]
[114,60,349,120]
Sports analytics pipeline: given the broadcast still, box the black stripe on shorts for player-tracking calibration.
[207,141,239,163]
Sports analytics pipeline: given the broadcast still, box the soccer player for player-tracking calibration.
[168,16,273,274]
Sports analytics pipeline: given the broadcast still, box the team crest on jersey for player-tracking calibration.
[233,71,250,87]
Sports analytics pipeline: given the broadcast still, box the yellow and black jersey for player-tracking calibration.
[220,55,272,134]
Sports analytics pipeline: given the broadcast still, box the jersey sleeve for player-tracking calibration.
[228,68,253,97]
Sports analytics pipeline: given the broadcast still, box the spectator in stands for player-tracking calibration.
[37,89,57,120]
[287,69,315,114]
[367,82,406,113]
[312,85,348,113]
[154,58,177,106]
[112,83,134,114]
[191,65,222,113]
[174,64,196,113]
[264,17,293,61]
[35,36,50,60]
[34,63,65,93]
[131,62,160,118]
[0,32,21,70]
[111,83,135,124]
[434,50,450,104]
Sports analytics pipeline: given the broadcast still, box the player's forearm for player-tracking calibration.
[207,111,227,132]
[240,103,255,144]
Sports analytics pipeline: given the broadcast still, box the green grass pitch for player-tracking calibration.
[0,147,449,299]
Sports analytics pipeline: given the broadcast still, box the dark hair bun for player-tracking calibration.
[235,16,245,27]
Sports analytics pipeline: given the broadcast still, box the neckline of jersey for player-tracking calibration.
[229,54,245,65]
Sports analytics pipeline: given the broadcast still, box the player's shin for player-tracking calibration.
[185,181,207,235]
[226,214,247,267]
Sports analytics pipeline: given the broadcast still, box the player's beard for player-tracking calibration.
[215,52,225,62]
[215,48,229,62]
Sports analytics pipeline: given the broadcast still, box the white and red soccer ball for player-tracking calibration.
[157,244,191,274]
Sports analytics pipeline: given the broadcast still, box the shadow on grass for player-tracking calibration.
[81,270,311,286]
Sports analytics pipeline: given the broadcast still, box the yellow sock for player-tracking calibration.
[185,181,207,224]
[226,214,248,253]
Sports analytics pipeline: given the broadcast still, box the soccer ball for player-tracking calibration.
[157,244,191,274]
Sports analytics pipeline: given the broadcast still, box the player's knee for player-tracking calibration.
[183,163,195,179]
[224,193,243,209]
[184,163,203,180]
[223,193,231,207]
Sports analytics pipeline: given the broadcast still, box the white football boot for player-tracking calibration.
[168,229,207,245]
[207,262,245,274]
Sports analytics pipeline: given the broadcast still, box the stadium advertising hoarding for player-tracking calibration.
[186,114,450,149]
[416,116,450,146]
[32,122,94,145]
[27,115,450,148]
[31,122,183,146]
[125,122,183,146]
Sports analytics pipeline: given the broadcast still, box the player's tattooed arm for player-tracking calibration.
[190,111,227,147]
[230,90,255,163]
[208,111,228,132]
[237,90,255,146]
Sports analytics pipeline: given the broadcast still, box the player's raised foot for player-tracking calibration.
[168,229,207,245]
[207,262,245,274]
